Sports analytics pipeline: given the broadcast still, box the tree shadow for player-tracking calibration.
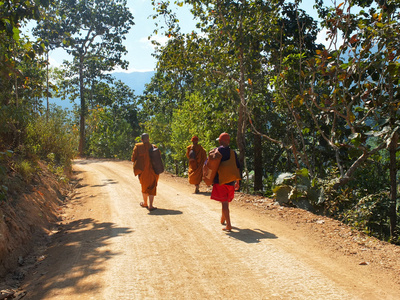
[195,191,212,196]
[23,218,133,299]
[73,158,125,165]
[225,228,277,244]
[72,169,83,175]
[147,208,183,216]
[91,179,119,188]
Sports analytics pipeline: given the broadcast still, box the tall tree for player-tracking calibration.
[151,0,282,178]
[151,1,322,191]
[302,0,400,239]
[34,0,134,156]
[1,0,51,148]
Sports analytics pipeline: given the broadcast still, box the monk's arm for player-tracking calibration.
[131,146,138,162]
[186,146,191,159]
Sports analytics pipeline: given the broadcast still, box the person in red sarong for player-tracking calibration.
[131,133,159,211]
[211,132,241,232]
[186,136,207,193]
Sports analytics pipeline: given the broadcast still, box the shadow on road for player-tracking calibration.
[91,179,119,188]
[225,228,277,243]
[147,208,183,215]
[73,158,125,165]
[23,218,133,299]
[195,191,212,196]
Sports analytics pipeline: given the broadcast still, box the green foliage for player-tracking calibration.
[0,0,76,196]
[305,1,400,240]
[0,105,77,191]
[86,106,136,160]
[84,78,139,160]
[313,168,351,216]
[14,159,36,182]
[141,112,173,172]
[298,161,398,243]
[34,0,135,155]
[272,168,319,211]
[241,170,275,196]
[341,191,392,240]
[0,150,13,201]
[142,87,239,174]
[169,92,229,174]
[25,106,78,170]
[47,152,68,182]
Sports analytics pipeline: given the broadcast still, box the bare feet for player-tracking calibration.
[222,227,232,232]
[140,202,148,208]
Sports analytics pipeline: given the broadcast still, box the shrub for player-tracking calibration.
[14,160,36,182]
[25,106,78,171]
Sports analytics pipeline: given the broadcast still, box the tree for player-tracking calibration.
[301,0,400,239]
[169,92,235,174]
[151,1,283,185]
[151,1,323,192]
[1,0,51,148]
[247,1,323,190]
[34,0,134,156]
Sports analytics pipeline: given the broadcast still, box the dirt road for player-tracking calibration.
[21,159,400,299]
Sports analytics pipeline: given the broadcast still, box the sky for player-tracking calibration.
[25,0,329,73]
[38,0,199,72]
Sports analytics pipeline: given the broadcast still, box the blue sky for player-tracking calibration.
[26,0,329,73]
[42,0,199,72]
[123,0,326,72]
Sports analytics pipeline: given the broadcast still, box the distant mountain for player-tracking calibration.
[113,70,155,95]
[47,70,155,110]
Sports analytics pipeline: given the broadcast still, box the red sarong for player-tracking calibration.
[211,183,235,202]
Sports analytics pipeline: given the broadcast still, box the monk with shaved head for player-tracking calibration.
[131,133,159,211]
[186,135,207,193]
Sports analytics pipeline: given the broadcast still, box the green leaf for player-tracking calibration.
[12,27,20,42]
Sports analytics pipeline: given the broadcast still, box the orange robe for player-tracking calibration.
[186,144,207,185]
[131,142,159,195]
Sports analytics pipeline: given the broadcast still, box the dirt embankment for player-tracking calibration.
[0,162,71,294]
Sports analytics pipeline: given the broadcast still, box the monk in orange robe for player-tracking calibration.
[131,133,159,211]
[186,136,207,193]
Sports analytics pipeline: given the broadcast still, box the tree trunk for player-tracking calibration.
[78,54,86,157]
[236,36,247,178]
[46,50,49,122]
[388,68,398,240]
[254,132,263,193]
[236,12,247,187]
[237,98,246,183]
[388,131,398,239]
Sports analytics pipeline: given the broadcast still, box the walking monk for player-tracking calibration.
[186,136,207,193]
[131,133,159,211]
[211,132,241,232]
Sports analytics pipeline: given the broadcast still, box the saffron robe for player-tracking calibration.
[186,144,207,185]
[131,142,159,195]
[218,149,241,185]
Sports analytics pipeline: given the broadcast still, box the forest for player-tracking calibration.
[1,0,399,244]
